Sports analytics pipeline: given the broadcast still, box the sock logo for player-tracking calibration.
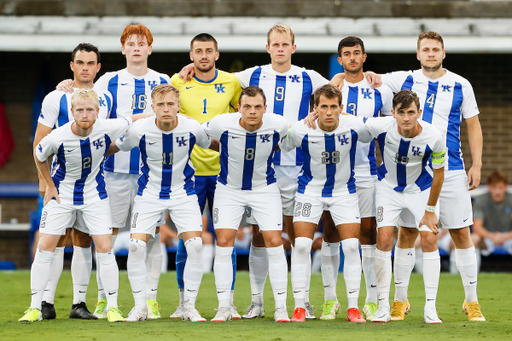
[108,291,116,295]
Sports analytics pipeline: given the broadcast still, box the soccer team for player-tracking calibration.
[20,23,485,324]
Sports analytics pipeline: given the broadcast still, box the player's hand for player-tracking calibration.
[56,79,74,93]
[365,71,381,88]
[329,73,345,90]
[303,110,319,129]
[178,63,195,82]
[43,186,60,206]
[467,165,481,190]
[420,211,439,235]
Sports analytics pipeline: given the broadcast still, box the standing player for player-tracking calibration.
[204,87,290,322]
[281,84,371,323]
[170,33,242,319]
[365,90,446,324]
[109,84,211,322]
[33,43,112,320]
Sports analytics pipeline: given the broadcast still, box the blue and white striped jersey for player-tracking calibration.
[116,116,211,199]
[280,116,372,197]
[203,112,289,191]
[382,69,479,171]
[38,85,112,128]
[95,68,171,175]
[236,65,328,166]
[35,118,132,205]
[342,79,393,187]
[365,116,446,194]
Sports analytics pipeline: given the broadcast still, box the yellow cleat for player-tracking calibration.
[19,308,42,322]
[107,306,125,322]
[390,299,411,321]
[462,300,485,321]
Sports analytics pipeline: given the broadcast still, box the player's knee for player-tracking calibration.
[294,237,313,260]
[420,233,438,252]
[341,238,359,255]
[264,234,283,248]
[184,237,203,262]
[377,230,394,251]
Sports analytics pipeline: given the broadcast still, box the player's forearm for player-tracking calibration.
[466,116,483,168]
[427,167,444,206]
[209,139,219,152]
[105,142,120,157]
[33,156,55,189]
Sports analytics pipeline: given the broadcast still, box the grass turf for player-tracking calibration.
[1,271,511,340]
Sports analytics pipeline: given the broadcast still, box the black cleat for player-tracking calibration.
[41,301,56,320]
[69,302,98,320]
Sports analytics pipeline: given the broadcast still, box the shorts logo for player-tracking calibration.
[294,202,312,218]
[245,207,252,218]
[213,208,219,224]
[132,213,138,229]
[40,211,48,229]
[376,206,383,223]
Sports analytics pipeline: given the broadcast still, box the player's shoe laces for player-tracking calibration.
[424,307,442,324]
[462,300,485,321]
[243,303,265,319]
[274,307,291,322]
[69,302,97,320]
[125,307,148,322]
[211,307,232,322]
[19,308,42,322]
[347,308,366,323]
[146,300,161,319]
[230,305,241,319]
[371,306,391,323]
[169,304,185,319]
[107,306,124,322]
[304,302,316,320]
[93,299,108,319]
[41,301,56,320]
[291,307,306,322]
[363,302,378,321]
[320,300,340,320]
[182,308,207,322]
[390,299,411,321]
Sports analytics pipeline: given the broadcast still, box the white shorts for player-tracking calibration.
[39,199,112,236]
[375,183,433,232]
[481,238,512,256]
[293,192,360,226]
[356,184,376,218]
[213,183,283,231]
[131,195,202,238]
[105,172,138,229]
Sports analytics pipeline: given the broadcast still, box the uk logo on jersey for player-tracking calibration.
[289,75,300,83]
[98,97,106,107]
[93,139,104,150]
[148,81,158,90]
[442,85,452,92]
[412,146,422,156]
[362,88,372,99]
[338,134,349,145]
[176,136,187,147]
[215,84,225,93]
[260,134,271,143]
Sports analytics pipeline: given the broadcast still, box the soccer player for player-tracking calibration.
[170,33,242,319]
[281,84,372,323]
[33,43,112,320]
[368,31,485,322]
[203,86,290,322]
[108,84,211,322]
[19,89,147,323]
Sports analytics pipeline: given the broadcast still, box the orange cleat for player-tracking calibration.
[291,307,306,322]
[347,308,366,323]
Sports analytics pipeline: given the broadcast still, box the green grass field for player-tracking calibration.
[1,271,511,340]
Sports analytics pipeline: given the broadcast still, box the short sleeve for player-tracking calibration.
[363,117,381,139]
[193,121,212,149]
[379,85,394,116]
[35,133,57,162]
[382,71,412,93]
[171,73,180,88]
[431,132,447,170]
[235,66,260,88]
[461,81,480,120]
[279,124,299,153]
[354,117,372,143]
[38,91,62,128]
[95,73,110,92]
[107,117,133,149]
[203,117,220,140]
[307,69,329,91]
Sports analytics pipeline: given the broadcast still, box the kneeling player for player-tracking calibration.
[204,86,290,322]
[365,90,446,324]
[281,84,371,323]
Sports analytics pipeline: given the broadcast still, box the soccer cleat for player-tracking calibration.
[107,306,124,322]
[319,300,340,320]
[371,306,391,323]
[69,302,98,320]
[146,300,161,319]
[363,302,379,321]
[424,307,442,324]
[41,301,56,320]
[230,305,241,319]
[347,308,366,323]
[274,307,291,322]
[304,302,316,320]
[211,307,232,322]
[125,307,148,322]
[390,299,411,321]
[19,308,42,322]
[243,303,265,319]
[291,307,306,322]
[182,308,207,322]
[169,304,185,319]
[93,299,108,319]
[462,300,486,321]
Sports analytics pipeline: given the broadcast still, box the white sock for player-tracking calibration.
[183,237,203,309]
[146,233,162,301]
[71,246,92,304]
[97,250,119,309]
[305,252,311,304]
[127,239,147,309]
[291,237,312,309]
[31,249,55,310]
[374,249,392,309]
[178,288,184,306]
[42,246,64,304]
[96,234,117,301]
[214,246,233,309]
[202,244,214,274]
[455,247,479,303]
[321,240,340,301]
[267,245,288,310]
[160,242,168,274]
[248,244,268,305]
[342,238,362,309]
[423,250,440,309]
[393,246,415,302]
[361,244,377,304]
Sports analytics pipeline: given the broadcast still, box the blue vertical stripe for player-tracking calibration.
[160,77,168,84]
[52,144,67,192]
[58,94,69,127]
[368,140,377,176]
[422,81,439,124]
[137,136,149,196]
[394,139,411,192]
[297,135,312,194]
[400,75,414,90]
[133,78,146,115]
[273,75,287,116]
[298,72,313,120]
[249,67,262,87]
[73,138,92,205]
[218,131,229,186]
[241,133,257,190]
[447,82,464,170]
[322,134,336,197]
[373,89,383,117]
[160,133,173,199]
[347,86,359,115]
[96,134,110,200]
[184,133,196,195]
[266,131,279,185]
[376,133,388,180]
[105,75,119,171]
[347,130,358,194]
[105,94,112,117]
[415,145,433,191]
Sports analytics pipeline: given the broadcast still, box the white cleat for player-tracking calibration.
[125,307,148,322]
[169,305,185,319]
[305,302,316,320]
[243,303,265,319]
[424,307,442,324]
[182,308,206,322]
[230,305,241,319]
[273,307,290,323]
[371,306,391,323]
[211,307,232,322]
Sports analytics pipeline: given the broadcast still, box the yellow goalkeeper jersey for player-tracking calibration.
[171,69,242,176]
